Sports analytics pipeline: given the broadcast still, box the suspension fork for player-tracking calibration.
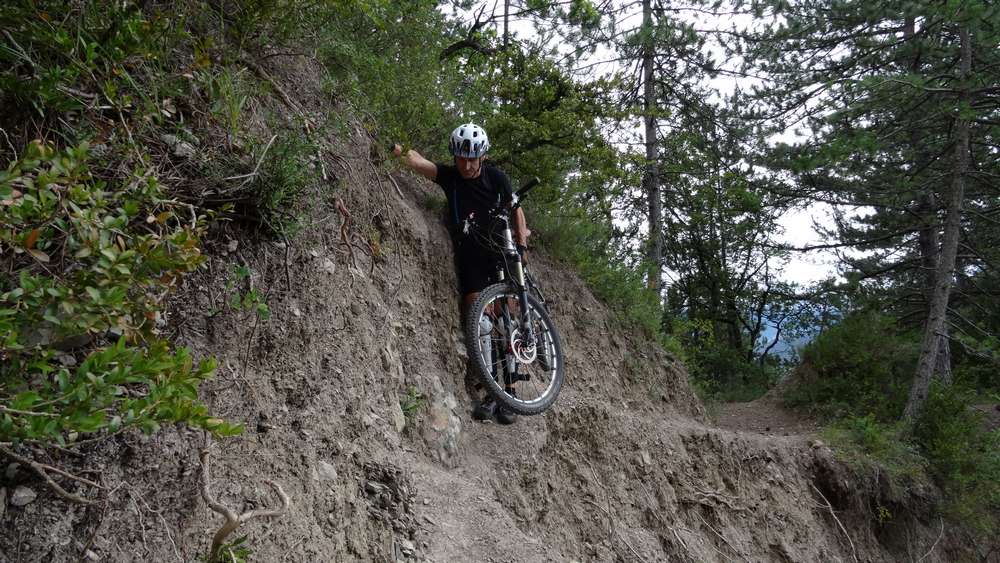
[501,220,535,345]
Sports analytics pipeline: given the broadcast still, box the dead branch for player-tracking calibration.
[221,134,278,190]
[199,449,290,563]
[681,487,749,512]
[583,459,613,537]
[578,457,644,562]
[0,445,100,505]
[637,480,694,558]
[241,59,303,115]
[386,174,404,198]
[811,483,858,563]
[696,512,746,563]
[281,231,292,291]
[439,5,499,61]
[76,482,122,563]
[916,517,944,563]
[581,499,645,562]
[330,153,350,171]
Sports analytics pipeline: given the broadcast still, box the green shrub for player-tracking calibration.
[249,128,316,233]
[316,0,458,153]
[0,141,240,445]
[668,317,779,402]
[201,535,252,563]
[200,66,254,142]
[818,384,999,535]
[400,386,425,425]
[784,312,919,420]
[914,384,1000,535]
[0,1,186,123]
[823,415,929,508]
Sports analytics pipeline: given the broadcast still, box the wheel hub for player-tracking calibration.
[509,328,538,363]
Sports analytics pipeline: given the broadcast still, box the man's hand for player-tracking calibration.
[389,143,437,180]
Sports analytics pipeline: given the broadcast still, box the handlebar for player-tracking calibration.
[515,177,540,199]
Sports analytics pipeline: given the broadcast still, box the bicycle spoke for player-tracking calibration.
[467,283,563,415]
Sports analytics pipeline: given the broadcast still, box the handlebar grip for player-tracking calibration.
[515,177,540,198]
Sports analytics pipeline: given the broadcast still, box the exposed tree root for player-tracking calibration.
[0,445,103,505]
[199,449,290,563]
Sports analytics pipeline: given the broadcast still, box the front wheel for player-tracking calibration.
[465,282,564,415]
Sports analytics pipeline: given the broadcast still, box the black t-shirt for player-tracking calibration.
[433,163,513,244]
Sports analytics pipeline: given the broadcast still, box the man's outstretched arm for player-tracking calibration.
[513,207,531,248]
[392,144,437,181]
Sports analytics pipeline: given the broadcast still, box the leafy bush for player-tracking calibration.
[822,415,930,517]
[0,1,162,118]
[316,1,459,153]
[822,388,1000,536]
[669,317,780,402]
[802,324,999,535]
[201,535,252,563]
[913,384,1000,535]
[0,141,240,445]
[783,312,919,420]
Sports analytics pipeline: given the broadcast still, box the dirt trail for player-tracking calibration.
[407,385,825,563]
[715,393,822,438]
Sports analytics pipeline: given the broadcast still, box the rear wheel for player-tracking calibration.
[465,282,564,415]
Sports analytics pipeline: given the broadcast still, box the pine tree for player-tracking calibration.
[742,0,1000,416]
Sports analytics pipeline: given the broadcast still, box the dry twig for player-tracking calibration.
[0,445,101,505]
[810,483,859,563]
[386,174,404,198]
[221,134,278,190]
[241,59,303,115]
[581,500,645,562]
[579,460,644,563]
[199,449,290,563]
[682,487,749,512]
[916,517,944,563]
[696,512,747,562]
[76,482,123,563]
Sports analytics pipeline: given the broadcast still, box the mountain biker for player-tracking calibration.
[392,123,530,425]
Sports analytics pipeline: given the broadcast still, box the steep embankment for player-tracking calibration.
[1,56,967,563]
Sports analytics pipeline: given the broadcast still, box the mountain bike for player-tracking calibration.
[464,178,564,416]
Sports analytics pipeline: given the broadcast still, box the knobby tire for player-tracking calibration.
[465,282,564,415]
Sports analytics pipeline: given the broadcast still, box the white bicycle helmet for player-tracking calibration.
[448,123,490,158]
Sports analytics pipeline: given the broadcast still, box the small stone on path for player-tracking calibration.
[316,460,338,481]
[11,486,37,506]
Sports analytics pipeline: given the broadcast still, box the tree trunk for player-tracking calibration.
[642,0,662,291]
[904,25,970,420]
[909,17,954,386]
[503,0,510,50]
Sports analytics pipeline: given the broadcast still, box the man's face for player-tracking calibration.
[455,156,482,179]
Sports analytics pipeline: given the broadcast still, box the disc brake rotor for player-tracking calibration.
[509,328,538,363]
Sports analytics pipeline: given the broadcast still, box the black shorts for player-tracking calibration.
[454,238,506,295]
